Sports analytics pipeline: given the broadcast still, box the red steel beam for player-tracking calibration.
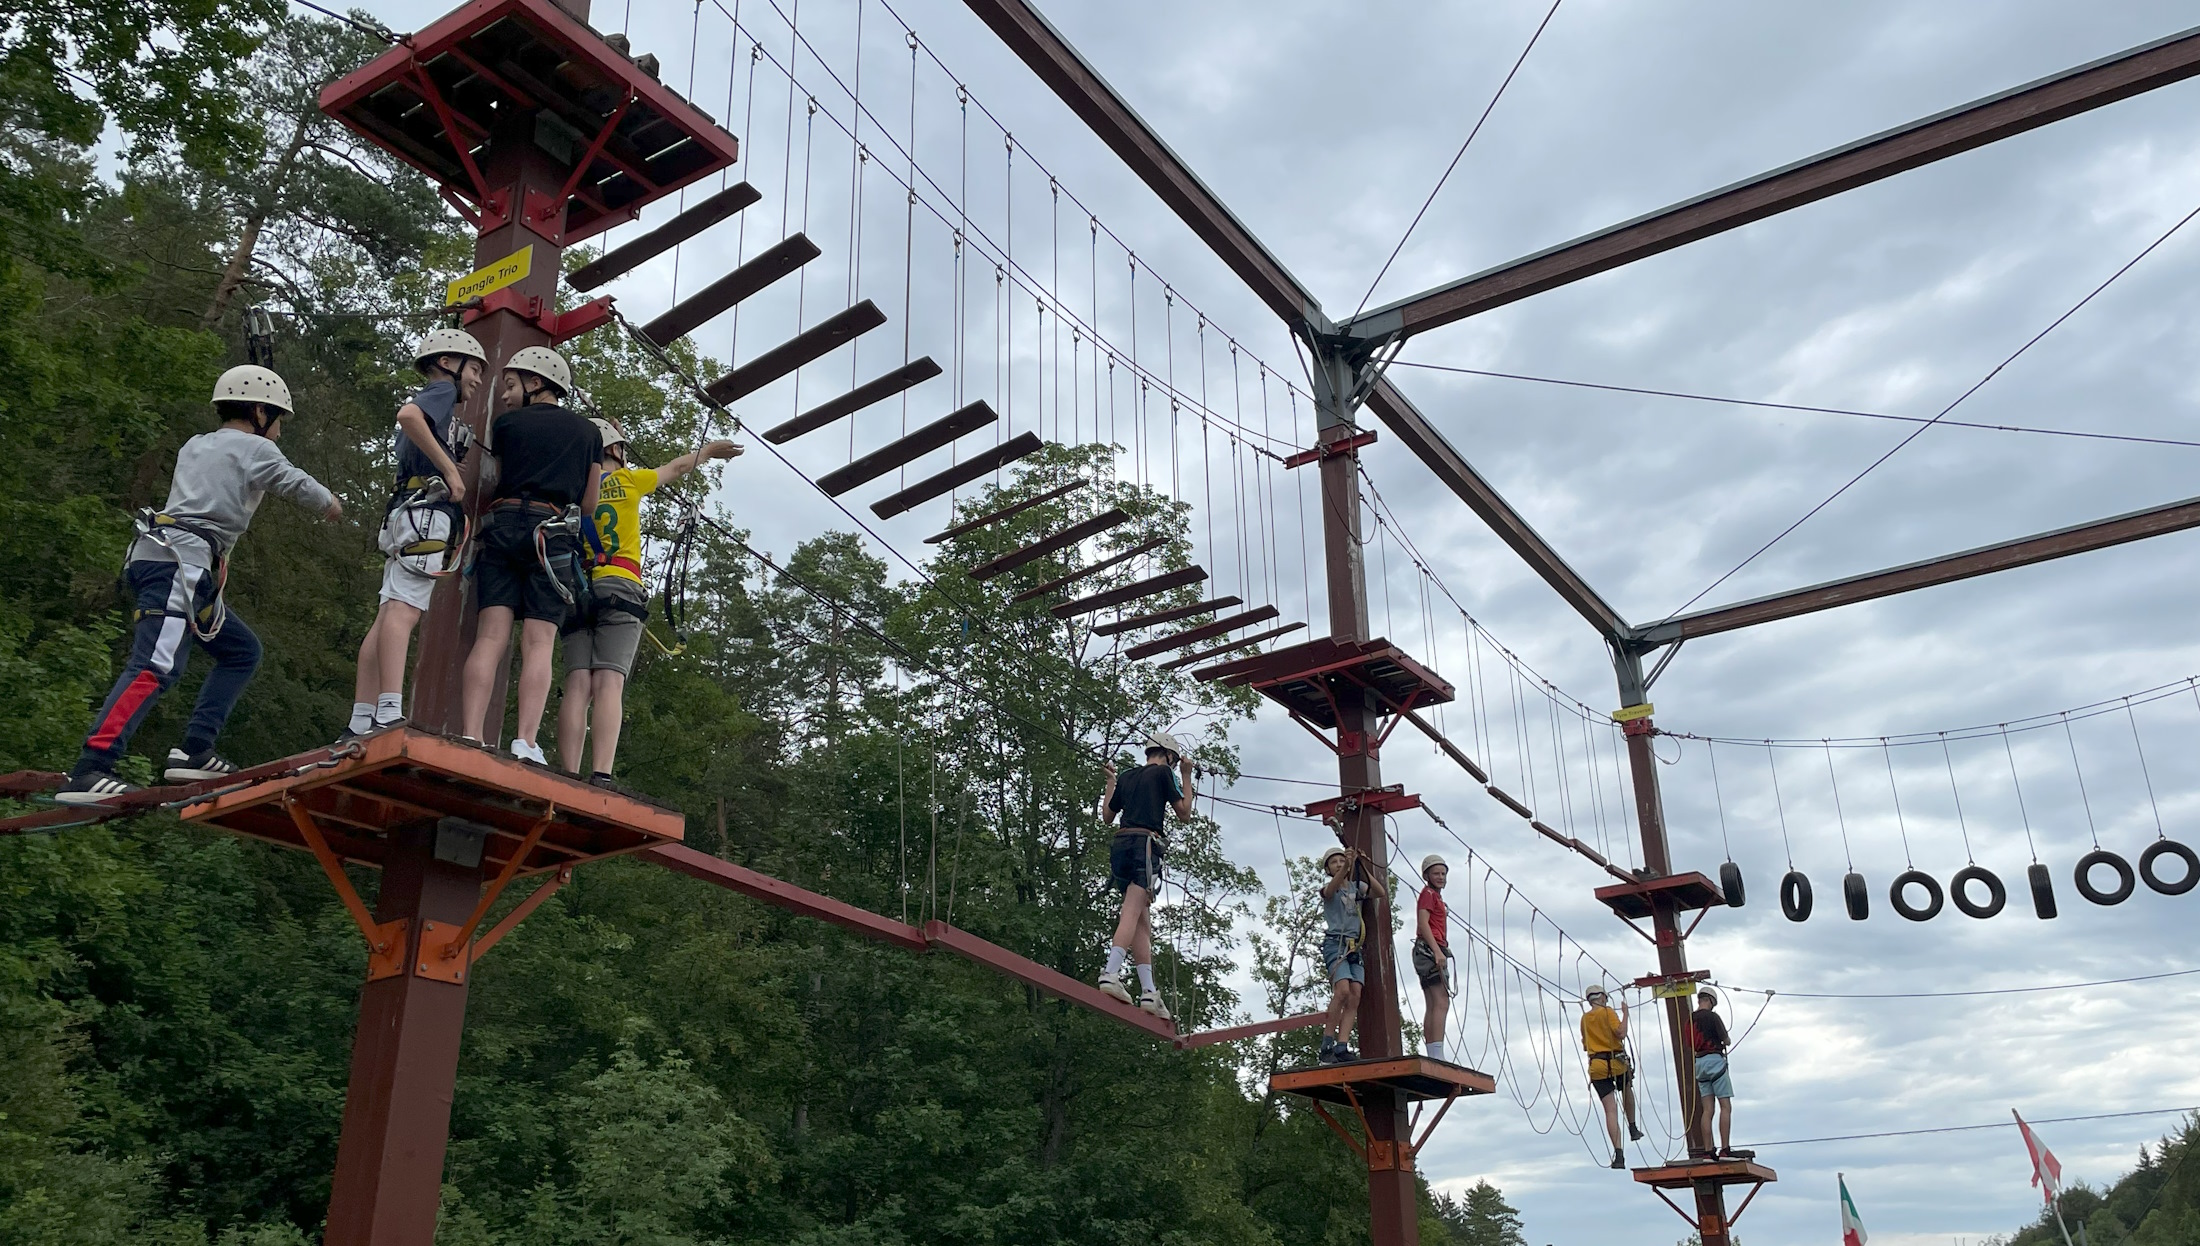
[1363,378,1629,638]
[644,845,927,951]
[922,920,1177,1040]
[956,0,1325,331]
[1638,491,2200,643]
[1349,22,2200,342]
[1174,1011,1326,1051]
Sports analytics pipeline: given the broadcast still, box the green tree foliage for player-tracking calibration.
[1431,1180,1526,1246]
[0,11,1533,1245]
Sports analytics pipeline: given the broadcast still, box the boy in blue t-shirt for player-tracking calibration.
[343,329,486,739]
[1095,732,1196,1020]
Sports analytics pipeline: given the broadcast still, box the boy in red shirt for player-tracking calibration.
[1412,854,1453,1063]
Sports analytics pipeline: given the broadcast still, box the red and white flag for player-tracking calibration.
[2014,1110,2063,1204]
[1839,1172,1868,1246]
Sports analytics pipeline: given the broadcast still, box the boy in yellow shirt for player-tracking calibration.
[1582,985,1644,1169]
[557,417,738,784]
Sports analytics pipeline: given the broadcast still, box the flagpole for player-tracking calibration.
[2049,1194,2077,1246]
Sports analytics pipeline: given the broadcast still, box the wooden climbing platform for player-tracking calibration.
[179,729,684,873]
[1632,1158,1777,1189]
[1270,1056,1495,1106]
[1201,636,1454,727]
[1595,871,1726,919]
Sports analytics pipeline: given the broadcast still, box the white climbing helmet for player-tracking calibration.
[504,345,571,397]
[414,327,486,372]
[212,364,293,414]
[1145,731,1185,760]
[1321,845,1350,871]
[1421,853,1447,879]
[591,417,628,452]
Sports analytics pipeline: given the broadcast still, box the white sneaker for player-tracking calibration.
[1140,991,1173,1022]
[508,739,547,765]
[1097,971,1132,1005]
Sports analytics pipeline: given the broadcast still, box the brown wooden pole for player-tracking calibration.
[1615,648,1728,1245]
[1312,347,1416,1246]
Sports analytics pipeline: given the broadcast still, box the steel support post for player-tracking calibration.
[1312,343,1416,1246]
[1614,646,1729,1245]
[408,0,592,737]
[324,823,484,1245]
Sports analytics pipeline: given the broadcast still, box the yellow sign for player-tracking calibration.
[1653,980,1702,999]
[1611,702,1655,723]
[444,246,533,306]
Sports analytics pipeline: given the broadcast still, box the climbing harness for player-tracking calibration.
[129,509,230,641]
[380,476,470,579]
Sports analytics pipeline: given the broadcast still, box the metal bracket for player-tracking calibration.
[283,796,408,982]
[459,288,616,344]
[1283,428,1378,469]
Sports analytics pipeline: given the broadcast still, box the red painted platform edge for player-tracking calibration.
[1631,1159,1778,1188]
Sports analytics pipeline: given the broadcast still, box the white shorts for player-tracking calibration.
[379,556,436,611]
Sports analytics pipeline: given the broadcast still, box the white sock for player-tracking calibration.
[374,693,404,724]
[1427,1040,1445,1062]
[349,702,373,733]
[1104,946,1127,977]
[1135,963,1156,994]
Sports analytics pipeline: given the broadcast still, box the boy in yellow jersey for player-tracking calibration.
[1581,985,1644,1169]
[557,417,738,784]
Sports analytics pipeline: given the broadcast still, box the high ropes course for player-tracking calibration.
[12,2,2200,1244]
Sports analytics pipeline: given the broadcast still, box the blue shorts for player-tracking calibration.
[1695,1052,1734,1100]
[1323,933,1364,984]
[1110,831,1163,894]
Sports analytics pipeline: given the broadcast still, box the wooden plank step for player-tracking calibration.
[704,299,887,403]
[969,509,1129,581]
[1051,564,1206,617]
[568,182,762,291]
[816,401,998,497]
[764,357,941,444]
[1126,606,1281,661]
[1009,538,1166,603]
[1091,595,1241,637]
[872,431,1042,519]
[1169,622,1309,672]
[925,480,1087,543]
[640,233,820,345]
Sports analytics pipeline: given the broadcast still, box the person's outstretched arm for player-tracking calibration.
[1098,759,1119,824]
[658,439,742,484]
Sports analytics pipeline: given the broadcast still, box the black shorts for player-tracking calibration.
[1411,938,1449,989]
[475,509,580,624]
[1590,1056,1632,1099]
[1110,831,1164,893]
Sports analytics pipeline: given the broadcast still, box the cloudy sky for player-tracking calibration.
[367,1,2200,1240]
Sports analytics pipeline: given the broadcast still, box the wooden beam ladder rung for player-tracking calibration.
[1009,537,1165,602]
[764,357,942,444]
[924,480,1087,543]
[815,400,999,496]
[1091,595,1241,637]
[704,299,888,404]
[1126,606,1281,661]
[640,233,820,345]
[1171,622,1310,672]
[1050,564,1205,617]
[870,431,1044,519]
[568,181,761,290]
[968,508,1129,581]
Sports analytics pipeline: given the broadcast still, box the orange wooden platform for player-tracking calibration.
[1270,1055,1496,1105]
[179,729,684,874]
[1632,1157,1777,1189]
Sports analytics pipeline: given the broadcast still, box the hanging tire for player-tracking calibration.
[1720,860,1746,908]
[2028,863,2058,919]
[1777,876,1812,924]
[1889,869,1943,921]
[1779,870,1812,922]
[1843,870,1869,921]
[1949,865,2007,919]
[2138,840,2200,896]
[2074,849,2136,906]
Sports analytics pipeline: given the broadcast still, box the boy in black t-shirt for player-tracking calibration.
[1095,732,1196,1020]
[344,328,486,740]
[458,346,603,764]
[1690,990,1747,1160]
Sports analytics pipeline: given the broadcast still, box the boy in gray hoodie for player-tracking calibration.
[57,365,341,803]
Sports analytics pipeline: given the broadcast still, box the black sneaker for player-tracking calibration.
[55,770,140,806]
[369,716,407,733]
[1334,1044,1358,1063]
[1317,1039,1341,1065]
[588,771,617,789]
[1611,1149,1625,1170]
[1629,1124,1645,1142]
[1720,1147,1754,1160]
[164,748,239,782]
